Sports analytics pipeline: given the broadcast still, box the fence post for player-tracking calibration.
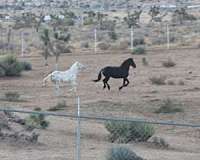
[1,30,4,54]
[130,26,133,50]
[21,32,24,57]
[167,24,170,49]
[94,28,97,54]
[76,96,81,160]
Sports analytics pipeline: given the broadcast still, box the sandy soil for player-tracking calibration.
[1,48,200,160]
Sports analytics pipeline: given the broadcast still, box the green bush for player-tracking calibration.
[64,18,74,26]
[162,58,176,68]
[106,147,144,160]
[155,99,184,114]
[5,91,20,102]
[25,108,49,129]
[133,38,145,46]
[149,75,166,85]
[105,121,155,143]
[0,55,23,76]
[81,42,89,48]
[20,61,32,71]
[108,31,118,40]
[48,100,68,111]
[151,137,169,148]
[98,42,110,50]
[0,67,5,77]
[83,18,94,25]
[142,57,148,66]
[178,80,185,86]
[167,80,175,85]
[0,54,32,76]
[132,47,146,55]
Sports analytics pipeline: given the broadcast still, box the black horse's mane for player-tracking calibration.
[120,58,133,67]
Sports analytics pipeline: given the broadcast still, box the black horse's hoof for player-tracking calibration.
[119,87,123,90]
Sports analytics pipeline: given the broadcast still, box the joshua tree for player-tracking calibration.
[172,7,196,24]
[124,11,140,28]
[124,3,142,28]
[134,6,143,24]
[35,13,45,32]
[52,29,71,70]
[7,26,12,45]
[148,5,167,23]
[149,5,160,22]
[40,29,51,66]
[96,12,104,28]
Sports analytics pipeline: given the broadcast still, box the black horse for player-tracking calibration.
[93,58,136,90]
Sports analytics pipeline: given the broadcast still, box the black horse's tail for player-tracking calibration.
[93,69,103,82]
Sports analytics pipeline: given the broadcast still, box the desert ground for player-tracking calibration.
[1,47,200,160]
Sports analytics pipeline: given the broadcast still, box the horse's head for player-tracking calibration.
[74,61,86,70]
[127,58,136,68]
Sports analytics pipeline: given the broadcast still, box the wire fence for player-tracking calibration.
[0,96,200,160]
[0,21,200,56]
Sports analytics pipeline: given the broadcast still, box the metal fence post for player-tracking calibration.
[130,26,134,50]
[167,24,170,49]
[94,28,97,54]
[21,31,24,57]
[76,96,81,160]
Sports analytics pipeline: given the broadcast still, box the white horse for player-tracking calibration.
[43,61,86,93]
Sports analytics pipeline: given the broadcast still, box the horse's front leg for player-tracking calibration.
[69,80,77,92]
[55,80,61,96]
[119,78,126,90]
[124,78,129,87]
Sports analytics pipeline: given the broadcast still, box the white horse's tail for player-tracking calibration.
[42,73,52,87]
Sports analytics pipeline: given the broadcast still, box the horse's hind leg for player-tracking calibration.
[103,78,107,89]
[103,77,110,90]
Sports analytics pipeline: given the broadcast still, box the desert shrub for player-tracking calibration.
[167,80,175,85]
[151,137,169,148]
[108,31,118,40]
[83,18,94,25]
[118,40,129,49]
[105,121,155,143]
[155,99,184,114]
[64,18,74,26]
[25,108,49,130]
[98,42,110,50]
[132,47,146,55]
[81,42,89,48]
[162,58,176,68]
[150,75,166,85]
[0,54,23,76]
[20,61,32,71]
[142,57,148,66]
[172,8,197,24]
[106,147,144,160]
[133,38,145,46]
[55,43,72,53]
[100,20,115,30]
[48,100,68,111]
[4,91,20,102]
[0,67,5,77]
[178,80,185,85]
